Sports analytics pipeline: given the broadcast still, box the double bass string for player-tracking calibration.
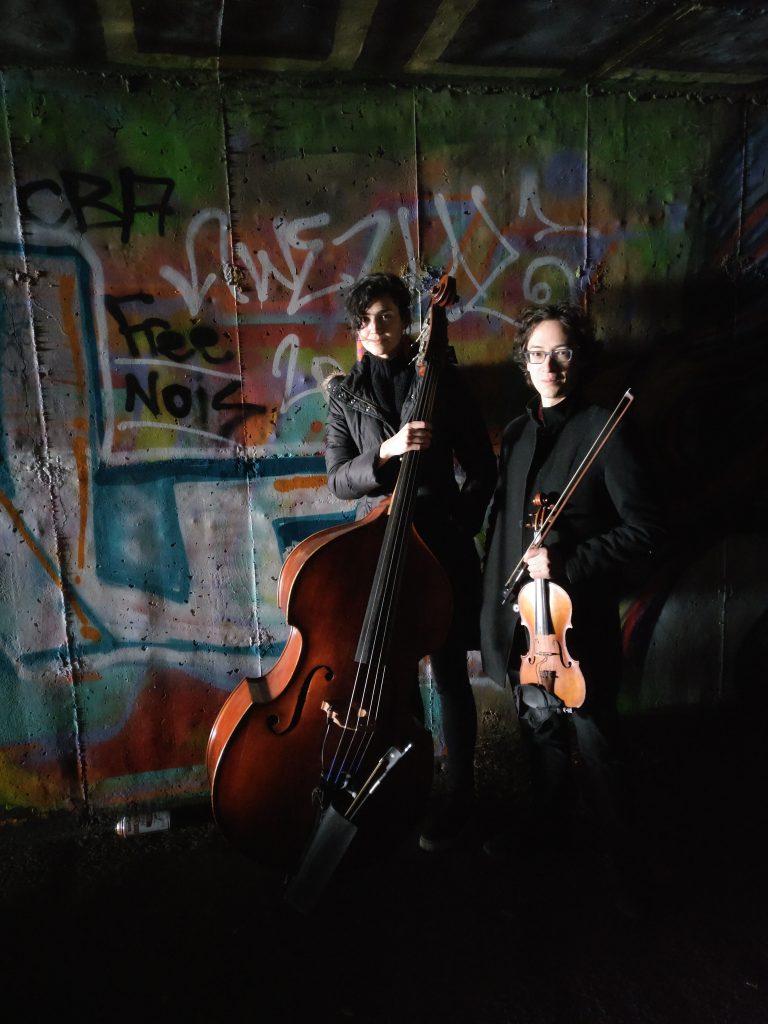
[325,350,441,795]
[350,358,441,751]
[326,451,418,780]
[327,415,429,788]
[324,449,418,790]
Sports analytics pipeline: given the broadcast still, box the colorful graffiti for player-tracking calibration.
[0,70,765,819]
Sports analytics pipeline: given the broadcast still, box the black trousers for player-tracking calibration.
[428,631,478,799]
[513,680,632,861]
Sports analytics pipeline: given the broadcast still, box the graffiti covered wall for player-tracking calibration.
[0,70,765,819]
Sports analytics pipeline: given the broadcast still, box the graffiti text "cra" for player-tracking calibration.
[18,168,175,244]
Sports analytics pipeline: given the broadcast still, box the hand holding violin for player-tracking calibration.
[522,543,566,582]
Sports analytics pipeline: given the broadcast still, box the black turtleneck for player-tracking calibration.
[365,349,415,429]
[526,395,574,515]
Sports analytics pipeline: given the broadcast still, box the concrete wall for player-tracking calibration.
[0,70,765,820]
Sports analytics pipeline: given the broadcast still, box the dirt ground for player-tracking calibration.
[0,704,765,1024]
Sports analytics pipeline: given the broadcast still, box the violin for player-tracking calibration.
[206,274,458,909]
[504,390,637,708]
[514,493,585,708]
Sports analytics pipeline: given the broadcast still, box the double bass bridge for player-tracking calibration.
[321,699,369,732]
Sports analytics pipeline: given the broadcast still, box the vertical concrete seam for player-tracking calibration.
[215,0,262,677]
[0,71,91,812]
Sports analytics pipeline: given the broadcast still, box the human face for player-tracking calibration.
[356,296,407,359]
[524,319,580,407]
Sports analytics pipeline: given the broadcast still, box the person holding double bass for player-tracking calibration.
[480,303,666,897]
[324,272,497,852]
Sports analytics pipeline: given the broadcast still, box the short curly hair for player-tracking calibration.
[344,273,412,331]
[514,303,600,381]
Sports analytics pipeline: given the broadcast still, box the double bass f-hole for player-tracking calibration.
[266,664,334,735]
[514,493,586,709]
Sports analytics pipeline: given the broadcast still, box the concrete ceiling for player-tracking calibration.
[1,0,767,88]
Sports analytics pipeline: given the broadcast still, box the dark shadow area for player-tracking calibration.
[1,704,765,1024]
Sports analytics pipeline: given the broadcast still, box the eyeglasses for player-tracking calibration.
[524,347,574,365]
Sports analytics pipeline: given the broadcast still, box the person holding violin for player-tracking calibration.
[480,303,666,894]
[325,272,497,852]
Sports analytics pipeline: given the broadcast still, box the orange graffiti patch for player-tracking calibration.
[272,475,327,492]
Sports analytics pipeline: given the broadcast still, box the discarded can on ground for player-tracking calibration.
[115,811,171,838]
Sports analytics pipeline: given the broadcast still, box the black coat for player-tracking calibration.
[325,351,497,648]
[480,393,666,707]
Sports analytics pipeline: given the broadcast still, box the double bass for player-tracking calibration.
[206,276,457,898]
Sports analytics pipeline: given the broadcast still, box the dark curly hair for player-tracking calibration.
[344,273,413,331]
[514,303,600,383]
